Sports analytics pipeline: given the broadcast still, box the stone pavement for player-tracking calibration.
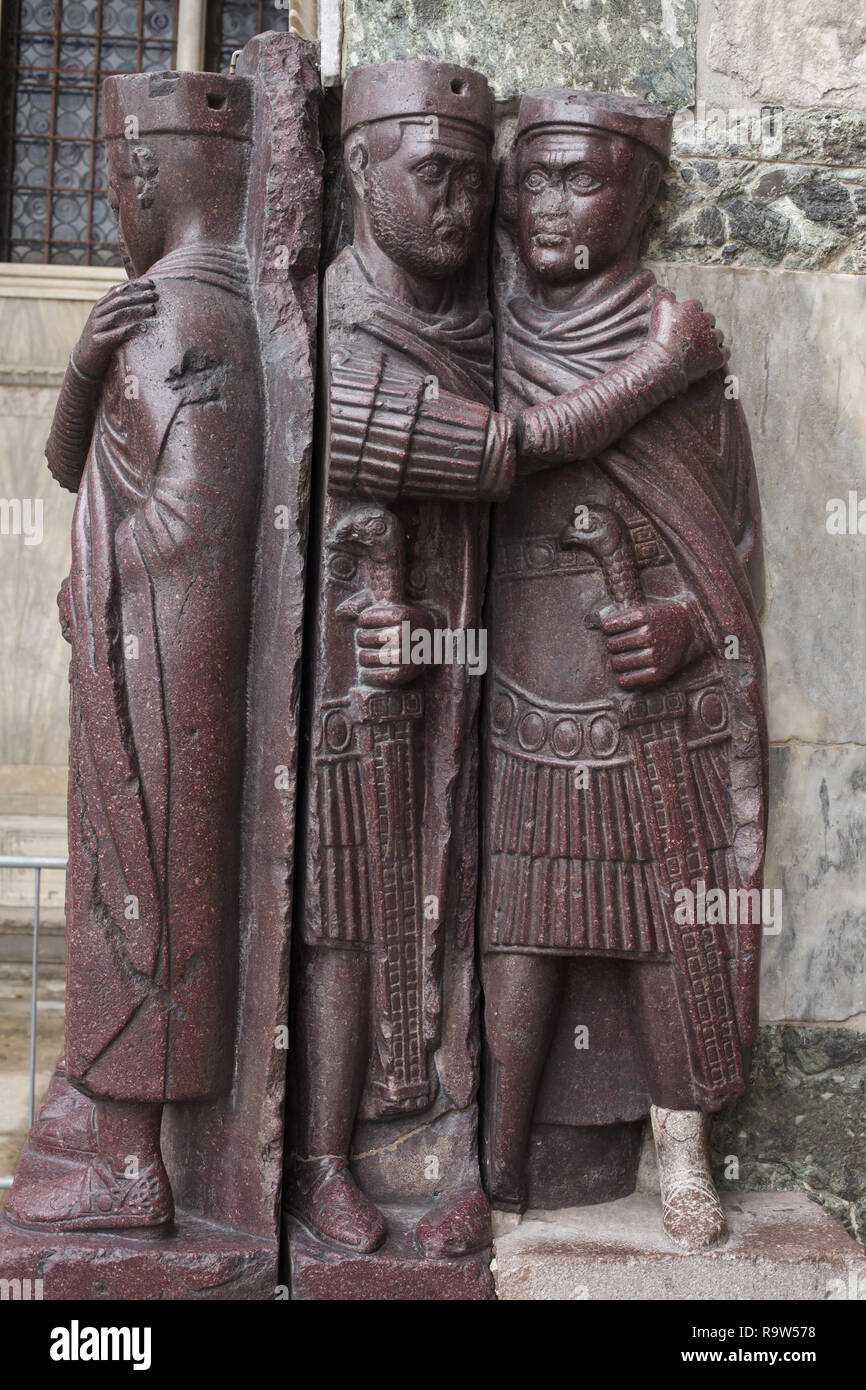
[492,1191,866,1300]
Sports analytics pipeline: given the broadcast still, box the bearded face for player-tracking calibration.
[358,119,491,282]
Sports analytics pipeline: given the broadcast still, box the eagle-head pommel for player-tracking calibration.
[559,503,627,560]
[331,506,403,562]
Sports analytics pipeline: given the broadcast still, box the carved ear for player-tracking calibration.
[497,143,519,227]
[130,143,159,209]
[636,155,664,224]
[345,133,370,199]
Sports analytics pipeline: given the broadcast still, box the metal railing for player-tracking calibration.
[0,854,68,1189]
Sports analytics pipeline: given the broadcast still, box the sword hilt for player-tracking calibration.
[330,504,407,640]
[560,503,643,610]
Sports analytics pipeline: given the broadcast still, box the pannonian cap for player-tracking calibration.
[341,60,495,141]
[516,88,672,163]
[102,71,253,141]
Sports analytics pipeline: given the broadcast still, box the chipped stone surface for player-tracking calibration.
[0,1213,277,1299]
[675,105,866,168]
[700,0,866,111]
[492,1191,866,1299]
[342,0,697,107]
[711,1026,866,1243]
[655,263,866,745]
[643,104,866,272]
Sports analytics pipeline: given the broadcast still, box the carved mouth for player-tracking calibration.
[532,228,569,248]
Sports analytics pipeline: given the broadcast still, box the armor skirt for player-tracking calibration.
[481,674,737,956]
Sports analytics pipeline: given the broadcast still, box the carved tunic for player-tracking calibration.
[52,246,262,1103]
[304,245,511,1115]
[482,269,767,1105]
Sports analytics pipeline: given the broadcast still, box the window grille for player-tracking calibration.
[0,0,180,264]
[204,0,288,74]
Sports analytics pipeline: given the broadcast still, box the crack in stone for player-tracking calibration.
[770,738,866,749]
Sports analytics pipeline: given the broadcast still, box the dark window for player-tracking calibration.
[204,1,288,76]
[0,1,291,265]
[0,0,179,265]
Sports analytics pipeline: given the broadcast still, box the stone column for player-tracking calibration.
[175,0,206,72]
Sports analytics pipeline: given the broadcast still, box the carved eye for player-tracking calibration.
[567,170,603,193]
[461,165,483,190]
[522,169,548,193]
[414,159,447,184]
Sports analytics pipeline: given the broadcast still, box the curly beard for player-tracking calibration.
[366,167,474,281]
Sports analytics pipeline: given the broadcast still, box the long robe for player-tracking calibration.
[62,245,262,1103]
[303,245,496,1118]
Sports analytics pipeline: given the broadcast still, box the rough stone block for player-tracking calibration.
[673,106,866,170]
[287,1212,494,1301]
[0,1213,277,1300]
[492,1192,866,1299]
[711,1025,866,1242]
[700,0,866,110]
[342,0,697,107]
[647,155,866,272]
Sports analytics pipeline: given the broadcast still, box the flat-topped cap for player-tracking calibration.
[102,70,253,140]
[516,88,672,162]
[341,60,495,140]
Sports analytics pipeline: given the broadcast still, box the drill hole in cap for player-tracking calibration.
[451,78,465,94]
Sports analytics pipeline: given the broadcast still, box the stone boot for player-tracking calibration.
[651,1104,727,1252]
[289,1156,387,1253]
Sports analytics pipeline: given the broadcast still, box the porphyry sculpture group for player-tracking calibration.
[1,32,766,1302]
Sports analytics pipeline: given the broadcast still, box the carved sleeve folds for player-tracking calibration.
[517,340,689,468]
[45,355,103,493]
[328,351,515,503]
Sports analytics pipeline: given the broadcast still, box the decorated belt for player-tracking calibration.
[493,518,670,581]
[487,672,731,766]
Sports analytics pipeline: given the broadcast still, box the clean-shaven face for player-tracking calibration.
[516,129,656,285]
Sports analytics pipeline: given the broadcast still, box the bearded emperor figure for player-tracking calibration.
[291,61,514,1262]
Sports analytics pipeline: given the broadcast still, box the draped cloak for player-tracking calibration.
[482,269,767,1113]
[62,245,262,1103]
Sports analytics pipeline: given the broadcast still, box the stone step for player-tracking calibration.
[492,1191,866,1301]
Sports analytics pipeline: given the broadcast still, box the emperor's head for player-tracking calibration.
[102,70,252,277]
[502,89,672,292]
[341,61,495,284]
